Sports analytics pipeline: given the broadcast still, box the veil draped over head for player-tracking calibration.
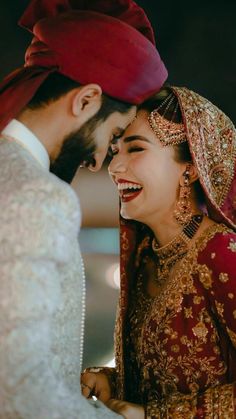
[172,87,236,231]
[0,0,168,132]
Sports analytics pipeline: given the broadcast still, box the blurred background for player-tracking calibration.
[1,0,236,368]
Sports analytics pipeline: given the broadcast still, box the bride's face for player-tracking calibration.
[108,110,186,225]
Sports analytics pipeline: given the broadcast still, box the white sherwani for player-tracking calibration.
[0,121,121,418]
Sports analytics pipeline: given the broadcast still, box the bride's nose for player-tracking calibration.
[108,154,127,175]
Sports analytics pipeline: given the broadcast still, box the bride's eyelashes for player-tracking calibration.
[127,146,145,153]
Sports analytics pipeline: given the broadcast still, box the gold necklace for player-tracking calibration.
[152,214,203,285]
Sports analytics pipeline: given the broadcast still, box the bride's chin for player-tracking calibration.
[120,209,132,220]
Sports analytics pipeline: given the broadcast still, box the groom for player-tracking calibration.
[0,0,167,417]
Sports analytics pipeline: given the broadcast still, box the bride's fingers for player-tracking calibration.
[81,382,94,398]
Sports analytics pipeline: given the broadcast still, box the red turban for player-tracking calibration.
[0,0,168,132]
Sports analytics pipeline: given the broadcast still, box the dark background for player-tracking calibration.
[1,0,236,122]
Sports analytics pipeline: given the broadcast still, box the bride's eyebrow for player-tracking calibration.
[124,135,151,143]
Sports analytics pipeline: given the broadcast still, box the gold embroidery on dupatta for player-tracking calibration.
[121,231,129,261]
[117,222,236,404]
[184,307,193,318]
[146,393,198,419]
[219,272,229,283]
[115,228,132,398]
[193,295,204,305]
[136,224,229,397]
[215,301,225,318]
[143,224,227,335]
[198,264,213,289]
[173,87,236,210]
[114,299,124,398]
[146,392,227,419]
[192,321,208,341]
[204,384,234,418]
[227,238,236,252]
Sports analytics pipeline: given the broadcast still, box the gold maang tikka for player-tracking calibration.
[148,92,186,146]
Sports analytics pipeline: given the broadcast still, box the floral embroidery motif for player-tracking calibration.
[219,272,229,283]
[184,307,193,318]
[192,321,208,341]
[215,300,225,317]
[198,264,213,289]
[171,344,180,353]
[193,295,204,305]
[227,238,236,252]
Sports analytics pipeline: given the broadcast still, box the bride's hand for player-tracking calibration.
[81,371,112,403]
[106,399,145,419]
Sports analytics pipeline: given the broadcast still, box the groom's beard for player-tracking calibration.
[50,118,97,183]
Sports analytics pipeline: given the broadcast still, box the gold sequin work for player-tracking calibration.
[120,223,236,416]
[173,87,236,210]
[228,238,236,252]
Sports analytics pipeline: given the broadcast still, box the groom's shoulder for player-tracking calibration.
[0,138,80,213]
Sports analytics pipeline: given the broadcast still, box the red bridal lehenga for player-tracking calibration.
[114,220,236,418]
[113,87,236,418]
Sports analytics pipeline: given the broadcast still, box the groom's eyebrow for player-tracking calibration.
[111,128,125,143]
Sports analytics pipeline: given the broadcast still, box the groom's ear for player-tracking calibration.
[71,83,103,120]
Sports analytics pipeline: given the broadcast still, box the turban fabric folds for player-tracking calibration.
[0,0,168,132]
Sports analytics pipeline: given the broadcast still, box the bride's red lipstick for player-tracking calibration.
[117,179,143,203]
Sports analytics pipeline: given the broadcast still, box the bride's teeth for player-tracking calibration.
[118,182,142,191]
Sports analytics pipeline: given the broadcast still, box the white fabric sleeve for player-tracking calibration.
[0,181,121,419]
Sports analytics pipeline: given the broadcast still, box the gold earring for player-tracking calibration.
[174,167,193,225]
